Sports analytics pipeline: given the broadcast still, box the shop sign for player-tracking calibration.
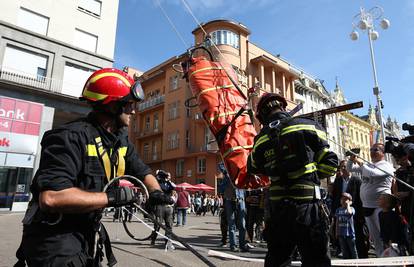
[0,96,43,154]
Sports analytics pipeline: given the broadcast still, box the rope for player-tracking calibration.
[153,0,189,48]
[121,207,185,248]
[326,136,414,192]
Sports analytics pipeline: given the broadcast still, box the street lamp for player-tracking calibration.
[350,6,390,143]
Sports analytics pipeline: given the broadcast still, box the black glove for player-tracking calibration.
[149,190,174,206]
[106,187,138,207]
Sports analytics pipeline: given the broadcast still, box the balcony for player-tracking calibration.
[142,152,161,163]
[138,95,165,112]
[137,128,163,139]
[0,68,64,94]
[187,142,218,154]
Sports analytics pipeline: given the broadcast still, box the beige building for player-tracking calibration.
[129,19,299,187]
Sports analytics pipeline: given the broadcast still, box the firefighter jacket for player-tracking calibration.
[16,112,151,265]
[247,111,338,203]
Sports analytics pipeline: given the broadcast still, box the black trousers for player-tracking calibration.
[150,205,173,243]
[219,207,228,244]
[265,200,331,267]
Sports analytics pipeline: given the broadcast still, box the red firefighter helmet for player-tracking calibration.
[81,68,144,105]
[256,93,288,123]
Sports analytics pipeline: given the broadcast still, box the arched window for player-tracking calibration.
[210,30,239,49]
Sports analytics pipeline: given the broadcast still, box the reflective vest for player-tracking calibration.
[86,136,127,181]
[248,116,338,202]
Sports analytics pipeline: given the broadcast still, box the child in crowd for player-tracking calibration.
[335,192,358,259]
[378,193,409,256]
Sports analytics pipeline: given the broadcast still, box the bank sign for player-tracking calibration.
[0,96,43,154]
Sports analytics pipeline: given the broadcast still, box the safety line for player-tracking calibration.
[154,0,189,48]
[325,135,414,192]
[121,206,185,248]
[208,249,414,266]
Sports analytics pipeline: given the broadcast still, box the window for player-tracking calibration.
[153,113,159,131]
[169,75,179,91]
[204,127,210,148]
[78,0,102,16]
[210,30,239,49]
[168,101,180,120]
[3,46,48,79]
[152,141,158,160]
[197,158,206,173]
[74,28,98,52]
[176,159,184,177]
[168,131,179,150]
[186,130,190,148]
[145,115,150,131]
[143,143,149,161]
[18,8,49,35]
[62,62,94,97]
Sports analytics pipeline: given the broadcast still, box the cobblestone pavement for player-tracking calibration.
[0,211,266,267]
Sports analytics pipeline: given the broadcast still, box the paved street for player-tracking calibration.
[0,212,266,267]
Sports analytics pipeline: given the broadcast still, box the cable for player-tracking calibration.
[326,135,414,192]
[154,0,189,48]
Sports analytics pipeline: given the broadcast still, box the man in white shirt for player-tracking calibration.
[347,143,395,257]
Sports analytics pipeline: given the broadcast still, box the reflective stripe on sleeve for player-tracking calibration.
[287,162,317,179]
[281,124,327,140]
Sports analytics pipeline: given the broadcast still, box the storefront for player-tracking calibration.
[0,96,43,211]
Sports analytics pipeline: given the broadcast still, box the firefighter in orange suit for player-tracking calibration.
[247,93,338,267]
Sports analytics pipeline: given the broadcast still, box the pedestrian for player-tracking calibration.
[345,160,370,258]
[219,163,250,252]
[150,170,175,247]
[378,193,409,256]
[195,193,202,215]
[347,143,395,257]
[331,160,353,256]
[247,93,338,266]
[335,193,358,259]
[176,187,190,226]
[14,68,173,266]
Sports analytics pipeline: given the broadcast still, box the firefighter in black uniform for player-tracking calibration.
[15,68,173,267]
[247,93,338,267]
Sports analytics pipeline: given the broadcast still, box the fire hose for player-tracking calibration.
[103,175,216,267]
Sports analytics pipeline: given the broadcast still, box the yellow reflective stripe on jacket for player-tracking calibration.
[287,162,317,179]
[318,163,337,175]
[197,84,234,97]
[87,144,98,156]
[280,124,327,140]
[253,134,269,152]
[116,147,128,177]
[315,147,329,163]
[223,145,253,158]
[189,66,224,78]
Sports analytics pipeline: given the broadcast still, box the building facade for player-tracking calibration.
[0,0,119,210]
[294,74,341,156]
[130,19,299,188]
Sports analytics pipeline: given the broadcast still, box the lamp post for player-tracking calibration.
[350,7,390,143]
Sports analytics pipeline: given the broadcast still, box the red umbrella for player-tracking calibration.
[193,183,214,192]
[175,182,195,191]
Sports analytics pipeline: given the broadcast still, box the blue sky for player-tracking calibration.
[114,0,414,129]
